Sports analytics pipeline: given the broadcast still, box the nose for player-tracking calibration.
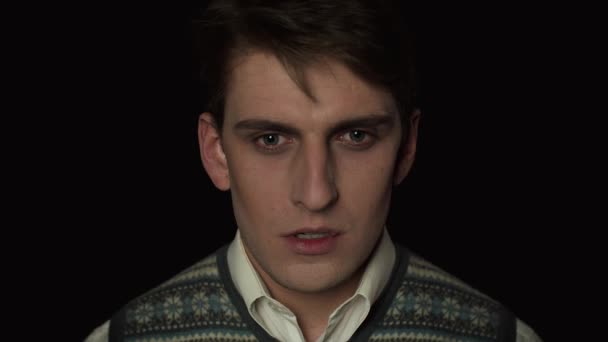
[290,142,338,212]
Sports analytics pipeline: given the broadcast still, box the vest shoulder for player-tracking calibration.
[109,246,261,341]
[369,248,516,341]
[154,250,222,290]
[404,252,496,303]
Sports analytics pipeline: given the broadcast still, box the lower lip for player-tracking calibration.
[285,234,339,255]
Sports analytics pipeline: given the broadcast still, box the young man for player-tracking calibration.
[87,1,542,341]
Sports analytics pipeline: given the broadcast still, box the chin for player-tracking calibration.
[277,261,359,293]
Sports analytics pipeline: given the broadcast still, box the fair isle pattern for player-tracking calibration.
[117,251,259,342]
[112,244,513,342]
[368,331,496,342]
[406,256,490,299]
[122,331,257,342]
[368,254,508,341]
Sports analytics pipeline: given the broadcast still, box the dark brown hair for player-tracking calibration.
[193,0,418,131]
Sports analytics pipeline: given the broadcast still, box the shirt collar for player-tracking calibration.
[227,229,271,311]
[227,228,396,311]
[354,228,396,304]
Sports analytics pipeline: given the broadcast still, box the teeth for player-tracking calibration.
[296,233,329,239]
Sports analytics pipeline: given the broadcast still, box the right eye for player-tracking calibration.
[261,134,280,145]
[253,133,290,152]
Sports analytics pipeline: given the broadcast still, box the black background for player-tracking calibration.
[24,3,596,341]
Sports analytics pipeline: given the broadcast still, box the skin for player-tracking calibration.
[198,50,419,341]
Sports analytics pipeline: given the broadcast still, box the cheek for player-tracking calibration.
[227,155,289,224]
[334,150,397,224]
[337,150,396,196]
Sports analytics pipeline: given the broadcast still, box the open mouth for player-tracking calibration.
[284,231,341,255]
[294,232,335,239]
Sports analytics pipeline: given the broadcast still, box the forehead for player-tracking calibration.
[223,51,397,125]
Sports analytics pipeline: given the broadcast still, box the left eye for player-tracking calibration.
[337,129,375,149]
[261,134,280,146]
[348,130,366,143]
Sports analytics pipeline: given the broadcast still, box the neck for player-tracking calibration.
[264,266,365,342]
[271,265,364,311]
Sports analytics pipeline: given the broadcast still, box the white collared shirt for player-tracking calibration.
[227,229,395,342]
[85,229,543,342]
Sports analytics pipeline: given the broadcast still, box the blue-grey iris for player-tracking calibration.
[349,130,365,142]
[263,134,279,145]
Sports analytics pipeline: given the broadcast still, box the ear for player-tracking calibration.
[394,109,421,185]
[198,112,230,191]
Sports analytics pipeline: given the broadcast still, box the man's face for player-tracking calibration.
[209,51,416,294]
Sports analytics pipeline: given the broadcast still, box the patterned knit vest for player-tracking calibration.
[109,244,515,341]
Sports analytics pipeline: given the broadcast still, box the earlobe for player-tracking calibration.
[198,112,231,191]
[394,109,421,185]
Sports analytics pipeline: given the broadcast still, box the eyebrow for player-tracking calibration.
[233,113,396,137]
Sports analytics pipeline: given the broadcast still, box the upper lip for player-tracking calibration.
[282,227,340,237]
